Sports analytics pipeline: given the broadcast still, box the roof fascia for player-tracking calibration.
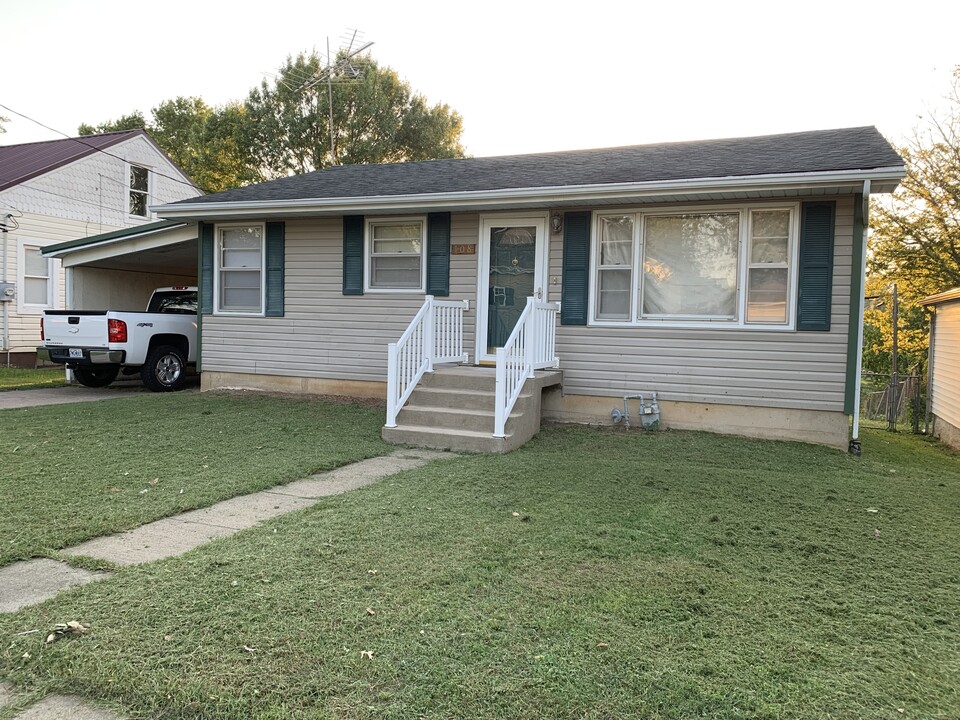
[921,288,960,306]
[43,222,192,259]
[154,166,906,220]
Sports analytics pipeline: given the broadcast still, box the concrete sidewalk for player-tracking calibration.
[0,447,451,719]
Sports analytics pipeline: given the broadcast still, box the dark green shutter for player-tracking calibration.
[265,222,285,317]
[797,202,836,331]
[343,215,364,295]
[561,211,592,325]
[199,222,213,315]
[426,212,451,296]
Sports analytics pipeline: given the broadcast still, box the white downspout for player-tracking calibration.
[851,180,871,446]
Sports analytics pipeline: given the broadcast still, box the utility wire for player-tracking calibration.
[18,181,163,217]
[0,102,201,192]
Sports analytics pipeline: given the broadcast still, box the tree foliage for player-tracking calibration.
[79,51,465,191]
[77,112,147,136]
[78,101,253,194]
[147,98,259,193]
[864,67,960,374]
[244,52,464,178]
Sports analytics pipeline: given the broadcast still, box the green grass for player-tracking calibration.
[0,367,66,391]
[2,426,959,718]
[0,392,391,567]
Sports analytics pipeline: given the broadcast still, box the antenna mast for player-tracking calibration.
[303,30,374,166]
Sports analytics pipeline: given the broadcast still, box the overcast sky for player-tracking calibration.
[1,0,958,158]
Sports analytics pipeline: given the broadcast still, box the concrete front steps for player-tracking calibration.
[382,365,562,453]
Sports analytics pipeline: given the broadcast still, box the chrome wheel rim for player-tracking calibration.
[157,354,183,385]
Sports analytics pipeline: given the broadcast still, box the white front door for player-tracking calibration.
[476,214,549,363]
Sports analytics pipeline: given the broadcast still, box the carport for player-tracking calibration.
[42,220,198,311]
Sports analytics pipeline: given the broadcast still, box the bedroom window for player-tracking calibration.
[592,206,797,327]
[215,224,264,314]
[367,219,425,291]
[129,164,150,217]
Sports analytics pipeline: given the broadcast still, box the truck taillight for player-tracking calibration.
[108,318,127,343]
[40,318,44,341]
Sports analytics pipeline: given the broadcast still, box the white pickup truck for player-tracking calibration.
[37,287,198,392]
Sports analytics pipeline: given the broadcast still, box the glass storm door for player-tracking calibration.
[477,216,547,362]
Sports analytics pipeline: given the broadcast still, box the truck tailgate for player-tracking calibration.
[43,312,108,347]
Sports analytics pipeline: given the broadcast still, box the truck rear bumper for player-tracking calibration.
[37,347,126,365]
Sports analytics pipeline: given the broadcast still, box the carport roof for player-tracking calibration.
[42,220,189,257]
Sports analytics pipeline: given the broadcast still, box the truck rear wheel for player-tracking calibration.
[72,365,120,388]
[141,345,186,392]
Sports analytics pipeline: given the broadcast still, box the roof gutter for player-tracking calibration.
[153,166,906,220]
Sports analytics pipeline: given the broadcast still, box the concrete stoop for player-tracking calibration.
[382,365,562,453]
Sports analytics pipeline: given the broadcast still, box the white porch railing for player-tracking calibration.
[494,297,560,438]
[385,295,469,428]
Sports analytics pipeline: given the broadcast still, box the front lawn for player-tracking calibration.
[0,368,66,391]
[2,427,958,718]
[0,392,391,567]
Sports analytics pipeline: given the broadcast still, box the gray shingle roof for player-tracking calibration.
[0,130,145,192]
[169,126,902,207]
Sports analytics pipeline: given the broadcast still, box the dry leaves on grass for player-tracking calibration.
[45,621,88,644]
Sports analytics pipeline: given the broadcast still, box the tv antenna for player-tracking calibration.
[301,30,374,166]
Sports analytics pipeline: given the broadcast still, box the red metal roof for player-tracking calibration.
[0,129,145,192]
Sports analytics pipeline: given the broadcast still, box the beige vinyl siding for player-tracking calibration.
[202,215,479,382]
[931,300,960,430]
[550,196,854,412]
[1,212,82,352]
[202,198,854,413]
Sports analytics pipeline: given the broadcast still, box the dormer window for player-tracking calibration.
[129,164,149,217]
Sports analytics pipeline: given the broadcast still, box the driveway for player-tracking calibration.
[0,376,200,409]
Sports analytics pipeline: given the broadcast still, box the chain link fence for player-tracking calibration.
[860,372,924,433]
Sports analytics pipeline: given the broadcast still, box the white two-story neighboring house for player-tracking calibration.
[0,129,201,366]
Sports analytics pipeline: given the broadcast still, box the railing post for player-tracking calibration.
[424,295,435,373]
[386,342,399,428]
[524,297,536,379]
[494,347,507,438]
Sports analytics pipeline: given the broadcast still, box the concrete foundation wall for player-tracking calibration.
[541,390,849,449]
[933,414,960,451]
[203,370,848,449]
[201,370,386,401]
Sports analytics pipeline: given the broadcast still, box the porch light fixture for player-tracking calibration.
[550,212,563,234]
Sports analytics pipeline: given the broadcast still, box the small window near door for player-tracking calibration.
[129,164,149,217]
[367,219,425,291]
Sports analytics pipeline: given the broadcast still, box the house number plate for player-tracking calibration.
[451,244,476,255]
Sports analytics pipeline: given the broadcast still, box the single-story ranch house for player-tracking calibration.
[78,126,902,451]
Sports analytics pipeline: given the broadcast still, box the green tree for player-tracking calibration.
[80,51,466,190]
[865,67,960,374]
[149,97,260,192]
[244,52,464,178]
[79,100,256,193]
[77,112,146,136]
